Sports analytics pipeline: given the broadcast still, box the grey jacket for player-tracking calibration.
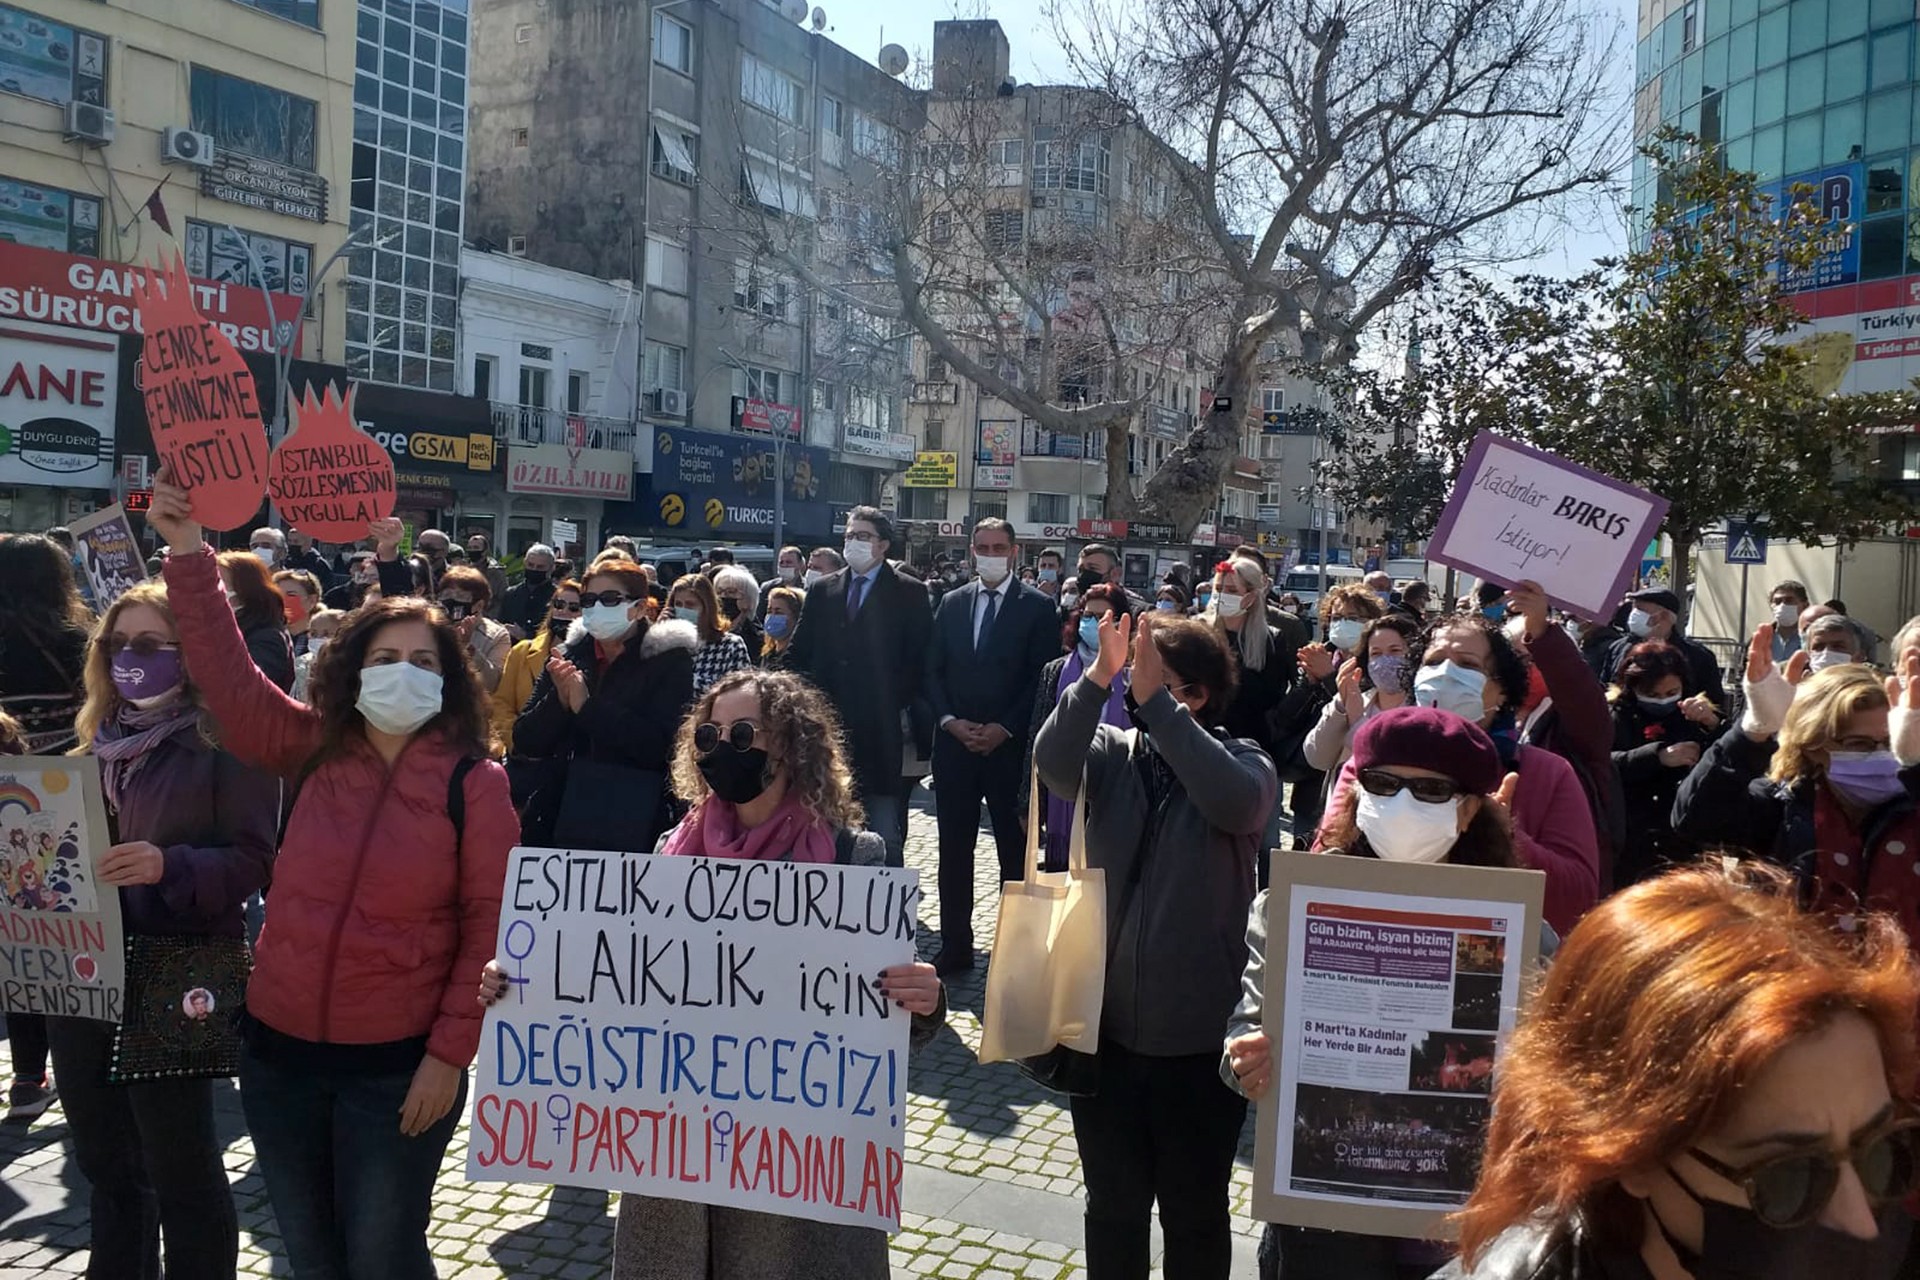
[612,831,945,1280]
[1035,676,1277,1057]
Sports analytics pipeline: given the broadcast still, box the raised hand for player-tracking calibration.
[146,467,205,555]
[1130,611,1167,700]
[1745,623,1776,684]
[1090,610,1132,690]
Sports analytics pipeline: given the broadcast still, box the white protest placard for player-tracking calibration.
[70,503,149,610]
[549,519,579,548]
[0,758,123,1022]
[467,847,921,1232]
[1427,431,1668,621]
[1252,852,1543,1240]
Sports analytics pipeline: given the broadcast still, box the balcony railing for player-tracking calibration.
[491,402,636,454]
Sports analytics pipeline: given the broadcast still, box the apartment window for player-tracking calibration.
[925,418,945,449]
[472,354,497,400]
[652,11,692,74]
[743,159,816,218]
[185,221,312,294]
[732,262,793,320]
[1262,388,1286,415]
[812,380,836,414]
[0,5,107,107]
[651,123,697,183]
[846,385,879,426]
[989,138,1024,185]
[738,365,787,404]
[567,371,588,413]
[741,53,803,123]
[820,96,845,166]
[518,364,550,408]
[511,127,530,148]
[984,208,1025,252]
[190,66,318,170]
[927,355,948,382]
[1033,133,1110,195]
[507,235,527,256]
[645,237,689,294]
[1027,492,1071,524]
[930,211,953,245]
[644,340,685,392]
[851,110,902,167]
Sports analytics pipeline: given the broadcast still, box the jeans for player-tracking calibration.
[7,1011,48,1082]
[1068,1042,1248,1280]
[239,1046,466,1280]
[45,1017,237,1280]
[931,734,1026,949]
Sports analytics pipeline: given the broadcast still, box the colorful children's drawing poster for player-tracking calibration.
[0,758,123,1022]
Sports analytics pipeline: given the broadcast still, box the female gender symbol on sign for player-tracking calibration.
[502,920,535,1003]
[546,1094,570,1144]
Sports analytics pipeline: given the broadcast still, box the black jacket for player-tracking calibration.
[927,579,1061,737]
[1432,1218,1652,1279]
[787,563,933,797]
[0,621,88,753]
[283,548,334,591]
[497,577,556,639]
[239,620,295,693]
[1609,699,1717,885]
[1217,623,1296,754]
[515,618,698,778]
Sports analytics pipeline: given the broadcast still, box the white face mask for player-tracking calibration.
[252,546,279,567]
[843,539,879,573]
[1561,619,1583,646]
[1355,787,1463,864]
[1773,602,1801,629]
[975,554,1010,586]
[1808,647,1853,672]
[1327,618,1363,651]
[779,564,800,582]
[1414,660,1490,722]
[1214,591,1246,619]
[802,568,826,588]
[355,661,443,736]
[583,601,635,641]
[1627,608,1655,639]
[311,637,330,656]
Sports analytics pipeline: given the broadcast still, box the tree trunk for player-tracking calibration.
[1131,335,1261,539]
[1104,413,1139,520]
[1670,529,1695,625]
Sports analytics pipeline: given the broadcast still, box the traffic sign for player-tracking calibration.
[1725,521,1768,566]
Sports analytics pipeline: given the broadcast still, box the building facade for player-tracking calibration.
[0,0,354,530]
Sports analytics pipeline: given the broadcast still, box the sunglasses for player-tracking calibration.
[106,636,178,658]
[582,591,635,608]
[437,599,474,617]
[550,600,584,615]
[1688,1117,1920,1228]
[1357,768,1465,805]
[694,719,763,755]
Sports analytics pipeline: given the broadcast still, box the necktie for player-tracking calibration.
[846,573,866,620]
[977,588,999,651]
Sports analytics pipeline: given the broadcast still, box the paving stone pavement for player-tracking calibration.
[0,794,1263,1277]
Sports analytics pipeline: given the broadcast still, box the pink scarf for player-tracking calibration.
[658,791,838,863]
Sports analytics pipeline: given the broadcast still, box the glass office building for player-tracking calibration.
[346,0,469,390]
[1634,0,1920,397]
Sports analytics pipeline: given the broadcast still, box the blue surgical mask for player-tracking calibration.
[1077,616,1101,653]
[1155,599,1178,612]
[1414,660,1489,722]
[764,613,790,639]
[673,606,700,625]
[1481,605,1505,623]
[1327,618,1363,651]
[1627,608,1654,638]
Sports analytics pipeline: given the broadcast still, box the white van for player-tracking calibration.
[1278,563,1364,613]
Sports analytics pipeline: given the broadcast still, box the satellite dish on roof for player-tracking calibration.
[781,0,806,21]
[878,43,909,75]
[811,6,827,29]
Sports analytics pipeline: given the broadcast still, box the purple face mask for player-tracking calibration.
[111,648,184,704]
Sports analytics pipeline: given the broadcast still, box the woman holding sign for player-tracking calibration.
[482,668,946,1279]
[53,580,278,1280]
[1443,862,1919,1280]
[148,475,516,1280]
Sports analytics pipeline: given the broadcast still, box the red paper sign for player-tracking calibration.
[265,383,396,542]
[134,253,268,531]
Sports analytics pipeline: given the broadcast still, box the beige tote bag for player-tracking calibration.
[977,766,1107,1064]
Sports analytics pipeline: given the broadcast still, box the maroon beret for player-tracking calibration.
[1350,706,1503,795]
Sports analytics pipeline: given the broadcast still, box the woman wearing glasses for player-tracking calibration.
[482,668,944,1278]
[1443,861,1920,1280]
[1225,706,1525,1280]
[50,580,277,1279]
[516,558,696,849]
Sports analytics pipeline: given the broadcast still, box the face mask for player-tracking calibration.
[1076,566,1105,586]
[1215,592,1246,619]
[1060,591,1081,610]
[111,648,184,707]
[843,540,878,573]
[525,568,550,587]
[355,661,443,736]
[1637,694,1681,715]
[1657,1170,1911,1280]
[803,569,826,588]
[1077,616,1101,652]
[1827,750,1906,807]
[1808,647,1852,672]
[697,743,772,805]
[778,565,799,583]
[718,596,742,620]
[1414,660,1490,722]
[311,637,330,656]
[1368,654,1406,692]
[1196,591,1211,608]
[285,595,308,624]
[1156,599,1178,612]
[252,547,279,567]
[673,606,701,625]
[764,613,791,639]
[1628,608,1655,638]
[583,602,635,641]
[975,554,1010,586]
[1355,788,1463,864]
[1327,618,1363,651]
[439,600,472,620]
[1480,605,1505,623]
[1562,620,1583,646]
[1772,602,1800,629]
[1039,568,1058,583]
[352,566,376,586]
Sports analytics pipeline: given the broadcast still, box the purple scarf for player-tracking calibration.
[93,701,204,813]
[1045,651,1130,868]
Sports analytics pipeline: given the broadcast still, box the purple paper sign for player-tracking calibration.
[1426,432,1669,622]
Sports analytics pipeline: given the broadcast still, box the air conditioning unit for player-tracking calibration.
[648,388,687,416]
[63,100,115,147]
[1030,194,1049,208]
[161,127,215,168]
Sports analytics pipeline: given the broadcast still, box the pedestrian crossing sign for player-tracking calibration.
[1726,521,1767,565]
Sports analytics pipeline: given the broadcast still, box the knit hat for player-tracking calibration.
[1350,706,1503,796]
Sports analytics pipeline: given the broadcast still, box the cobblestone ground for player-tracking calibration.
[0,796,1262,1277]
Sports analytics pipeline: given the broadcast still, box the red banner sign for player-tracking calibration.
[1078,519,1129,538]
[266,383,395,541]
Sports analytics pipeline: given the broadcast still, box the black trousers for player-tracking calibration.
[1260,1224,1432,1280]
[46,1016,237,1280]
[7,1011,48,1082]
[932,732,1025,948]
[1069,1042,1249,1280]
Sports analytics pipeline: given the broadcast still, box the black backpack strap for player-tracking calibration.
[448,756,480,844]
[276,755,322,846]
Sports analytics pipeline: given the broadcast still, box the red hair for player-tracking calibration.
[1458,862,1920,1262]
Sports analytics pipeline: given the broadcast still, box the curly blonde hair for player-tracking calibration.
[670,670,864,832]
[1771,663,1888,784]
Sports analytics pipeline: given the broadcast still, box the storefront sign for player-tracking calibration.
[977,420,1018,464]
[0,757,122,1022]
[1014,521,1076,542]
[1148,406,1184,440]
[266,383,396,542]
[1078,518,1128,538]
[199,152,329,224]
[1764,162,1862,293]
[0,241,303,355]
[507,443,634,500]
[645,425,829,537]
[901,452,957,488]
[842,422,916,461]
[732,396,802,438]
[0,319,117,489]
[976,464,1014,490]
[1191,522,1217,544]
[1130,522,1176,544]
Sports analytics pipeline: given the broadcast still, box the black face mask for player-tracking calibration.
[548,614,572,636]
[524,568,550,587]
[1654,1171,1913,1280]
[719,596,742,620]
[1077,566,1106,586]
[696,744,772,805]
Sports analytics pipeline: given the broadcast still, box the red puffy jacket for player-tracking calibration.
[166,547,513,1068]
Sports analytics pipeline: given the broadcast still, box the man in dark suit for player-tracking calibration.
[925,517,1063,974]
[788,506,932,867]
